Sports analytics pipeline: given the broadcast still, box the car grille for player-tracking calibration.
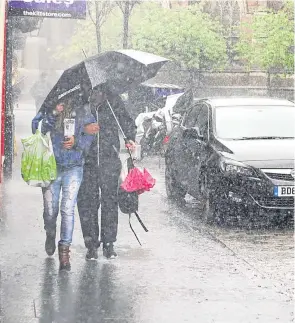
[264,172,294,181]
[255,197,294,208]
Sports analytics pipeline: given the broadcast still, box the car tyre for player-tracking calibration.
[203,195,217,224]
[199,172,225,225]
[199,173,214,223]
[165,163,186,205]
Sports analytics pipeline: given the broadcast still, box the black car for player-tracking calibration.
[165,97,295,224]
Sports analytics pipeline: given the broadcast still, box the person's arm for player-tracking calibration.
[40,113,57,135]
[31,111,44,134]
[73,110,97,154]
[82,103,100,135]
[33,99,62,134]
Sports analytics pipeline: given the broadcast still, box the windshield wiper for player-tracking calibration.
[232,136,294,140]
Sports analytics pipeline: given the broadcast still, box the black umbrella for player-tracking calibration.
[39,50,170,114]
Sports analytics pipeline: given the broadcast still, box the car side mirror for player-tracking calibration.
[183,127,204,140]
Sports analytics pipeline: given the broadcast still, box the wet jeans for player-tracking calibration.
[42,165,83,246]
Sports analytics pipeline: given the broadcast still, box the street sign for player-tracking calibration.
[8,0,87,19]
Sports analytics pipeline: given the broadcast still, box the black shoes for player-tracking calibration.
[45,233,56,256]
[86,243,117,260]
[103,243,117,259]
[86,248,99,260]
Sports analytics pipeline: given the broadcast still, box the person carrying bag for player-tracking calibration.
[28,97,98,271]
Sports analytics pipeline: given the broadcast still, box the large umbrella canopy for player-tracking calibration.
[39,50,169,114]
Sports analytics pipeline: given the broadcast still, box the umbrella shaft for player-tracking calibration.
[106,99,134,166]
[96,109,99,166]
[106,100,127,141]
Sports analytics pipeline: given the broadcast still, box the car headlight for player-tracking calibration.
[220,158,256,177]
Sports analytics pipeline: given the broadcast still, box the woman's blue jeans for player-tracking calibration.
[42,165,83,246]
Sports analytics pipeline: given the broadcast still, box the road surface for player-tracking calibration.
[0,102,293,323]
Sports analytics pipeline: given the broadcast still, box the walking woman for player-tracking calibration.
[34,96,98,270]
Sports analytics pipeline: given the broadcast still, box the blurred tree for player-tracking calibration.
[116,0,140,48]
[132,3,227,70]
[88,0,115,54]
[54,0,117,64]
[54,1,227,69]
[235,1,294,71]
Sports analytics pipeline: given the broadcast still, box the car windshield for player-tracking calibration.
[214,105,295,140]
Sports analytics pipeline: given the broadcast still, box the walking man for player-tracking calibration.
[78,85,136,259]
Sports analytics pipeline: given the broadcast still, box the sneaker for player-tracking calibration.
[103,243,117,259]
[45,234,56,256]
[86,248,98,260]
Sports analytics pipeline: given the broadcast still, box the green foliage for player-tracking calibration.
[54,2,227,69]
[131,3,227,70]
[235,1,294,71]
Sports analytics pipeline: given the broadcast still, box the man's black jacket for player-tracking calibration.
[85,93,136,165]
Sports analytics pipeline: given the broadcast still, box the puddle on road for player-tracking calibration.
[147,156,294,300]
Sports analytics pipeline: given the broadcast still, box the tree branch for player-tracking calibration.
[116,0,140,14]
[87,0,97,26]
[100,1,115,26]
[94,0,115,27]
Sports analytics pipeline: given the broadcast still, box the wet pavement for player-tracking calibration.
[0,102,293,322]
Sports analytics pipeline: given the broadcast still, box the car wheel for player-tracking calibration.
[199,173,216,224]
[202,195,217,224]
[199,172,226,225]
[165,162,186,204]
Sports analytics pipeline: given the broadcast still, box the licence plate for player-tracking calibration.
[274,186,295,197]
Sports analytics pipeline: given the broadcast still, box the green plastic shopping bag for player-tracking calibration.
[21,130,57,187]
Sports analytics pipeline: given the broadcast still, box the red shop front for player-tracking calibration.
[0,0,7,183]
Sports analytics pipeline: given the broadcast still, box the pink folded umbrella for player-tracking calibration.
[121,167,156,194]
[143,168,156,190]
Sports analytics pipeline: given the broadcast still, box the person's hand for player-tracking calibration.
[31,112,43,134]
[84,123,100,135]
[125,140,136,151]
[63,136,75,150]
